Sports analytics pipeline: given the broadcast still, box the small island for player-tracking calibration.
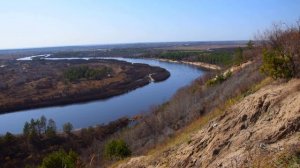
[0,59,170,113]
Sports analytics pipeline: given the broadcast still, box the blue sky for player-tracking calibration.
[0,0,300,49]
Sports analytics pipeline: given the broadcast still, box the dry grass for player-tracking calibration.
[250,143,300,168]
[148,77,272,157]
[146,106,225,157]
[109,107,226,168]
[112,77,273,168]
[87,57,267,167]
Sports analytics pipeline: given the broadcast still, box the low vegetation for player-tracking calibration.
[260,21,300,79]
[1,20,299,167]
[39,150,79,168]
[0,116,129,168]
[63,122,74,135]
[0,59,170,114]
[251,144,300,168]
[205,71,232,86]
[64,66,112,82]
[104,139,131,160]
[108,21,300,167]
[85,47,265,166]
[273,148,300,168]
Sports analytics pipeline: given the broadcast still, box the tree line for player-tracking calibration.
[64,66,113,82]
[23,116,73,139]
[156,50,245,66]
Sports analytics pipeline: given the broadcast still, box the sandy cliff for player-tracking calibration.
[116,79,300,168]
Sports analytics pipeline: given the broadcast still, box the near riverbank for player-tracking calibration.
[157,58,221,70]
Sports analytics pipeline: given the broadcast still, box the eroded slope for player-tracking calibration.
[117,79,300,168]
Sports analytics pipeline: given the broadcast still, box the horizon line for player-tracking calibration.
[0,40,249,51]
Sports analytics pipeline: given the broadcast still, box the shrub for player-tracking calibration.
[63,122,73,135]
[80,128,93,146]
[259,21,300,79]
[224,71,232,79]
[260,49,293,79]
[206,71,231,86]
[39,150,78,168]
[109,59,264,155]
[3,132,16,145]
[275,153,300,167]
[104,139,131,160]
[206,74,223,86]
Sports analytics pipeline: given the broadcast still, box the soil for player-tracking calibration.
[116,79,300,168]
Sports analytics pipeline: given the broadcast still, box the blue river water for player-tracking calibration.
[0,58,204,134]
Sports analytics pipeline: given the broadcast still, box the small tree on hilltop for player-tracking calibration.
[259,21,300,79]
[261,49,293,79]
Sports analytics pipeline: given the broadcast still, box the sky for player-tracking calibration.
[0,0,300,49]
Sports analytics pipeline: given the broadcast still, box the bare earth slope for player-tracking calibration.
[117,79,300,168]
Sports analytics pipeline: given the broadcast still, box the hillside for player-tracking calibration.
[116,79,300,167]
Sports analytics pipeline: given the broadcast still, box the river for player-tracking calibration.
[0,57,204,134]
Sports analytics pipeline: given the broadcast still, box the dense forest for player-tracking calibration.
[64,66,113,82]
[144,46,253,67]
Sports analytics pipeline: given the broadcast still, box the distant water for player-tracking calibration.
[0,57,204,134]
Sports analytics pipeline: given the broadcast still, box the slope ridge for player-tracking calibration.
[116,79,300,168]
